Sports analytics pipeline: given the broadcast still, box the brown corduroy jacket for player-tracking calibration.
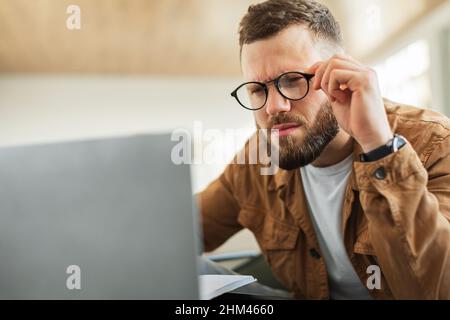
[199,100,450,300]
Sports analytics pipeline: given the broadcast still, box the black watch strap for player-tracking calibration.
[360,135,407,162]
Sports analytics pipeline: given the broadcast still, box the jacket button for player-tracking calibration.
[374,167,387,180]
[309,248,321,259]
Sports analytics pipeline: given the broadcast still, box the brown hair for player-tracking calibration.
[239,0,343,50]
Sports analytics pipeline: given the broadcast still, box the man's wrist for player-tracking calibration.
[360,134,407,162]
[360,134,394,154]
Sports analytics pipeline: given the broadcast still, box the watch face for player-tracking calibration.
[392,136,399,152]
[393,135,407,151]
[387,138,394,148]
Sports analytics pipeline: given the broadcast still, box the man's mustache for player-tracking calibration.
[268,113,308,129]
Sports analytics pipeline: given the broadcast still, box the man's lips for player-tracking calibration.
[270,123,302,137]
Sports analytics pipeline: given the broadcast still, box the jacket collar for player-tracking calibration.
[268,167,294,191]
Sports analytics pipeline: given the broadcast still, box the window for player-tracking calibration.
[374,40,431,108]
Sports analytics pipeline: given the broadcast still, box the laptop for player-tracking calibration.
[0,134,200,299]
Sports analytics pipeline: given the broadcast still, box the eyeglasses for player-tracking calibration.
[231,71,314,111]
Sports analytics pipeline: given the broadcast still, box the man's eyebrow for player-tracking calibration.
[252,72,284,83]
[254,69,310,83]
[257,77,272,83]
[255,74,279,83]
[248,75,271,83]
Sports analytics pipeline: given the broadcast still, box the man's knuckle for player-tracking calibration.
[330,69,339,80]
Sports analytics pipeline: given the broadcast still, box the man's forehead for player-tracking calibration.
[241,25,319,82]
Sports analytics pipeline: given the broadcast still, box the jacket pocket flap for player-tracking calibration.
[238,207,300,250]
[261,215,300,250]
[353,229,376,255]
[237,206,265,232]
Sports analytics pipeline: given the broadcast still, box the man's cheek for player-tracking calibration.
[254,113,267,129]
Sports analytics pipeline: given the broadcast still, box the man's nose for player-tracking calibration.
[265,85,291,116]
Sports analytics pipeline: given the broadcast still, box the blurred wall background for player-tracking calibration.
[1,0,449,254]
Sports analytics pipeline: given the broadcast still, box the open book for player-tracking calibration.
[199,275,257,300]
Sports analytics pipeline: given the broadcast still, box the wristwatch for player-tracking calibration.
[360,134,407,162]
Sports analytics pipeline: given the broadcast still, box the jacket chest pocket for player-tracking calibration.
[238,207,300,289]
[353,228,376,256]
[260,214,300,250]
[237,207,300,249]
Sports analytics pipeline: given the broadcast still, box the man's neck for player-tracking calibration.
[311,130,354,168]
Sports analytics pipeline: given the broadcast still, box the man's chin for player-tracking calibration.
[278,160,305,171]
[277,148,319,170]
[275,140,308,171]
[276,135,331,170]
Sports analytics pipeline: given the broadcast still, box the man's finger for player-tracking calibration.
[328,69,359,98]
[321,59,361,94]
[306,62,322,75]
[312,61,329,90]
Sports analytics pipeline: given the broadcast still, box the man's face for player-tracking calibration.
[241,25,339,170]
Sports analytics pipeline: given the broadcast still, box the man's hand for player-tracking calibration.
[308,54,393,153]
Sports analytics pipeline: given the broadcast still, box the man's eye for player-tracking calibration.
[249,87,264,95]
[284,77,302,86]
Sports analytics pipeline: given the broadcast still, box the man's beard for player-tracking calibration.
[265,103,339,170]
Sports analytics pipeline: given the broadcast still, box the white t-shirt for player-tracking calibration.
[300,155,372,300]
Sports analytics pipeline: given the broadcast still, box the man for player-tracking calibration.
[199,0,450,299]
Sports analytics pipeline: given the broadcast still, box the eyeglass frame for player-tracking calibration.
[230,71,315,111]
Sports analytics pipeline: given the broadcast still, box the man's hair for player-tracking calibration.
[239,0,343,50]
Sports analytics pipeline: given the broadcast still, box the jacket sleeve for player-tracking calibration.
[354,138,450,299]
[197,163,243,253]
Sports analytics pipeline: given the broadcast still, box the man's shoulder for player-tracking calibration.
[385,98,450,162]
[385,99,450,134]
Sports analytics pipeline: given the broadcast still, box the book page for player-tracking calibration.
[199,275,257,300]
